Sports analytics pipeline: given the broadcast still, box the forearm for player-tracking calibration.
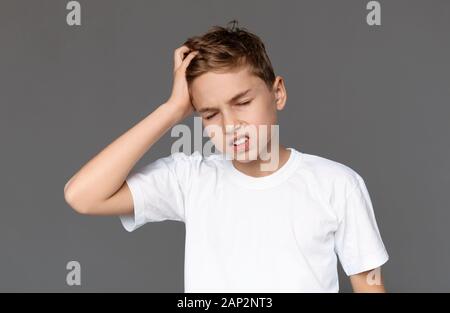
[350,268,387,293]
[64,101,183,212]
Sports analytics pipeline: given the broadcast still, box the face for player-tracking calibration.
[189,66,287,162]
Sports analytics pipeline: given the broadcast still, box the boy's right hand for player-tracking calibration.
[65,45,200,217]
[166,45,199,121]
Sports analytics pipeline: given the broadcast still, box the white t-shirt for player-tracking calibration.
[120,147,389,292]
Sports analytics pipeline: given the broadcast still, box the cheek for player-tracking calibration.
[247,105,278,146]
[248,100,277,124]
[204,123,226,152]
[247,110,277,135]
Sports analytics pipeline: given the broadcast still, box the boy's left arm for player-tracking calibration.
[350,267,386,293]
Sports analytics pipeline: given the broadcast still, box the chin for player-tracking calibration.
[232,147,260,162]
[233,157,254,164]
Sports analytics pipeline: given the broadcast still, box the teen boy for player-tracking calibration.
[64,21,389,292]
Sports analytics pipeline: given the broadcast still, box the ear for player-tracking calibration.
[272,76,287,110]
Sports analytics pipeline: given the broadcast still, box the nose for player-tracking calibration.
[222,110,243,135]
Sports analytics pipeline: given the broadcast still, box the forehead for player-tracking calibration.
[190,67,264,109]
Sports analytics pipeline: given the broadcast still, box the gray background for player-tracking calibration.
[0,0,449,292]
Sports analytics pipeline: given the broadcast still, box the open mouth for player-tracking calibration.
[230,135,250,152]
[233,135,249,146]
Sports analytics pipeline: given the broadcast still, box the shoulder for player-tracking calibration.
[297,150,373,219]
[299,151,364,192]
[167,150,223,163]
[162,150,225,172]
[168,150,204,162]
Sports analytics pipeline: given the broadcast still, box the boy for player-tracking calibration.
[64,21,389,292]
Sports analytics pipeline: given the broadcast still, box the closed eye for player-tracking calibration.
[237,100,251,106]
[205,112,217,120]
[204,100,252,120]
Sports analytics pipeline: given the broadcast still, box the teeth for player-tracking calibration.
[234,136,248,145]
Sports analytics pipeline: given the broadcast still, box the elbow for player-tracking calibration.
[64,183,93,215]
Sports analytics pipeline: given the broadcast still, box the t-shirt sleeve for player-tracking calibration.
[334,173,389,276]
[119,152,193,232]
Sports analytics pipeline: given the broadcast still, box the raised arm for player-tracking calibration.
[64,46,198,216]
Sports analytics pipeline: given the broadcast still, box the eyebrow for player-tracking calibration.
[196,88,252,113]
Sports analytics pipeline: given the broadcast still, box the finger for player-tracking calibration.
[179,50,199,71]
[173,46,191,71]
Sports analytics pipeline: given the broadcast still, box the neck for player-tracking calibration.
[232,144,291,178]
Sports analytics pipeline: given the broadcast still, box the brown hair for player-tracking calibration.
[182,20,276,92]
